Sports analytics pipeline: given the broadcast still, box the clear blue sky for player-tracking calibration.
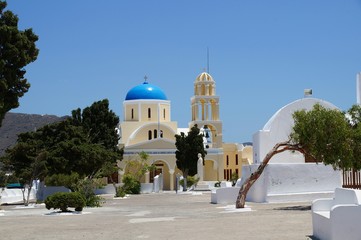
[6,0,361,143]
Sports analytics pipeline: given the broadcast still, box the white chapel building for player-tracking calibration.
[243,97,343,203]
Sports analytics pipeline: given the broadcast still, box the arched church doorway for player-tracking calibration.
[150,160,171,190]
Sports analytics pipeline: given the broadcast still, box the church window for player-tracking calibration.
[235,154,239,165]
[226,155,229,166]
[160,130,163,138]
[148,108,151,118]
[131,108,134,119]
[148,130,152,140]
[154,129,158,138]
[163,109,166,119]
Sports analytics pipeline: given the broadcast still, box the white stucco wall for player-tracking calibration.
[253,98,338,164]
[0,188,37,204]
[241,163,342,203]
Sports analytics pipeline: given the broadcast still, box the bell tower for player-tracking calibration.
[189,72,223,148]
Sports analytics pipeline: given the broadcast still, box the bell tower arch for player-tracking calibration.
[189,72,223,148]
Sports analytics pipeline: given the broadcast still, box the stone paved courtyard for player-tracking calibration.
[0,191,314,240]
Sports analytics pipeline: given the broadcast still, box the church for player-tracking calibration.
[117,71,253,191]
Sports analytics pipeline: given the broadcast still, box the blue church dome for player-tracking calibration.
[125,81,168,100]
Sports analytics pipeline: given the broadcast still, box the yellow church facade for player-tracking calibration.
[117,72,252,190]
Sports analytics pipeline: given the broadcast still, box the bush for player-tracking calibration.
[179,175,199,188]
[231,172,239,186]
[116,186,126,198]
[76,178,104,207]
[45,192,86,212]
[121,174,141,194]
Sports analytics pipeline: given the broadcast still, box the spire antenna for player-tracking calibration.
[207,47,210,74]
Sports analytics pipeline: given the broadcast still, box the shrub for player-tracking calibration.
[45,192,86,212]
[231,172,239,186]
[116,186,126,198]
[76,178,104,207]
[121,174,141,194]
[179,175,199,188]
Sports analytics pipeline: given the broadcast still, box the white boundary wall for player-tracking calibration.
[241,163,342,203]
[0,188,36,204]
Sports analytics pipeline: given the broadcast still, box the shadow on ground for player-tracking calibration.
[273,205,311,211]
[306,236,320,240]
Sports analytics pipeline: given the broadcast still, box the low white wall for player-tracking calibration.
[94,184,119,195]
[0,188,36,204]
[141,183,153,193]
[241,163,342,203]
[211,187,240,204]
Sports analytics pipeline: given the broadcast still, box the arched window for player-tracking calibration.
[154,129,158,138]
[160,130,163,138]
[148,108,151,118]
[163,109,166,119]
[235,154,239,165]
[131,108,134,119]
[201,84,206,95]
[226,155,229,166]
[148,130,152,140]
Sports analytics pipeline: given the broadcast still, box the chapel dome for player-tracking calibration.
[125,81,168,100]
[195,72,215,82]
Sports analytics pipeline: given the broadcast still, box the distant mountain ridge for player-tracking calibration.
[0,112,67,156]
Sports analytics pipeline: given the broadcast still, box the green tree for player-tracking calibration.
[1,99,123,205]
[2,142,48,206]
[124,151,154,182]
[175,124,206,190]
[98,160,123,197]
[71,99,120,151]
[0,1,39,126]
[344,105,361,170]
[236,104,357,208]
[120,151,154,195]
[45,172,81,192]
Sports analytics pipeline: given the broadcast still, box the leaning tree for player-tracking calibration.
[0,1,39,126]
[236,104,359,208]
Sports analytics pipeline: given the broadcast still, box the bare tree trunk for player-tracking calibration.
[183,169,188,192]
[26,184,33,206]
[21,188,26,206]
[235,141,307,208]
[108,174,119,197]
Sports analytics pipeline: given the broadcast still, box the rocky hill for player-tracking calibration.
[0,112,67,156]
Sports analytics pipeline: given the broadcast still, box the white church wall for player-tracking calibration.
[253,130,271,164]
[253,98,338,164]
[246,97,342,203]
[241,163,342,203]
